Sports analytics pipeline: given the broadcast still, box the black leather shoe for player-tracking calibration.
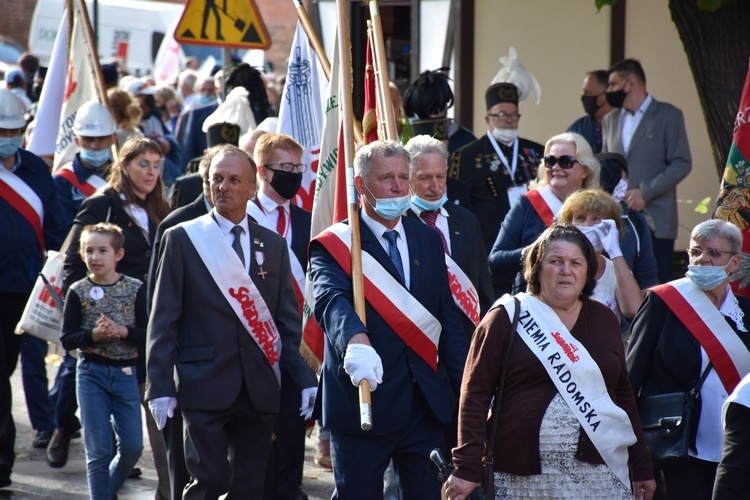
[46,430,71,468]
[33,429,53,448]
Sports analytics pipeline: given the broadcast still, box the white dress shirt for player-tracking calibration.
[621,93,652,152]
[212,208,250,272]
[361,209,411,290]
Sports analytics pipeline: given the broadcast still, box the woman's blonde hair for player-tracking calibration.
[534,132,600,190]
[558,189,624,232]
[107,88,142,131]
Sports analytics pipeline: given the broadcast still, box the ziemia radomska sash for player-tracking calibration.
[444,253,481,327]
[0,165,44,252]
[55,164,106,197]
[181,214,282,384]
[313,223,442,371]
[651,278,750,393]
[524,184,563,228]
[496,293,636,491]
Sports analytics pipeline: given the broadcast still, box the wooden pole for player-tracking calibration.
[364,0,397,141]
[336,0,372,431]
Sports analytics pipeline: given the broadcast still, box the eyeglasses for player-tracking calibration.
[262,162,307,173]
[687,246,736,263]
[487,112,521,122]
[543,155,579,169]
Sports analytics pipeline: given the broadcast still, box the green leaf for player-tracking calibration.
[695,196,712,214]
[595,0,616,12]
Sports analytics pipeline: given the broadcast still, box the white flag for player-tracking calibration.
[277,21,328,212]
[153,16,182,85]
[53,0,108,171]
[26,15,68,161]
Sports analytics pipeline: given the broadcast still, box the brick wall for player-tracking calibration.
[1,0,38,50]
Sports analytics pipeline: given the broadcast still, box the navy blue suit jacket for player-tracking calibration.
[309,213,468,435]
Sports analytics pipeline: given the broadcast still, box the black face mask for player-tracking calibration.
[581,95,601,117]
[269,170,303,200]
[606,89,627,108]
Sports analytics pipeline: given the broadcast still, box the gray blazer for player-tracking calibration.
[602,98,692,240]
[146,216,316,413]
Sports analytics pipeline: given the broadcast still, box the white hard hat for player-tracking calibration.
[0,88,26,129]
[73,101,116,137]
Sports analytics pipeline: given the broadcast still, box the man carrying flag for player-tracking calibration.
[0,88,63,489]
[715,60,750,298]
[246,132,318,499]
[309,140,468,498]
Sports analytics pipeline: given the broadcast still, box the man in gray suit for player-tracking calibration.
[602,58,692,283]
[146,145,316,499]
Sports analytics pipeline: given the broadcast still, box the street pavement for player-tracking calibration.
[2,348,335,499]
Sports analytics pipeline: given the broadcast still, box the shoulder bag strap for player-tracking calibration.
[484,296,520,468]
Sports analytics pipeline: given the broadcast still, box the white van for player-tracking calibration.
[29,0,183,76]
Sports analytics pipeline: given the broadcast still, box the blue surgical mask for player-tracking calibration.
[364,185,410,221]
[196,95,216,107]
[686,264,730,291]
[79,148,112,168]
[0,136,22,159]
[411,192,447,212]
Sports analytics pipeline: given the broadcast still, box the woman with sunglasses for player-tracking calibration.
[627,219,750,499]
[488,132,600,295]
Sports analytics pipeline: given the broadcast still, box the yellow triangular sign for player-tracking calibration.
[175,0,271,50]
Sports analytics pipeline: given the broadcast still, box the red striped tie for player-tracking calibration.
[420,210,449,255]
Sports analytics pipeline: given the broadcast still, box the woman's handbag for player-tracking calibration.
[637,362,712,468]
[482,296,521,497]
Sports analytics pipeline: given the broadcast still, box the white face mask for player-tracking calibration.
[491,127,518,145]
[612,179,628,203]
[575,224,604,253]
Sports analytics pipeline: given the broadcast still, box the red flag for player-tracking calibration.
[714,60,750,297]
[362,36,378,144]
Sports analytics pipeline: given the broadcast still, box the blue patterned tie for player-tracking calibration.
[383,230,405,282]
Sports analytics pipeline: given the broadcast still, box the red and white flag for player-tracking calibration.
[153,16,182,85]
[277,21,328,212]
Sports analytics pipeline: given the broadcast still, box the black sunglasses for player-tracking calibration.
[543,155,578,169]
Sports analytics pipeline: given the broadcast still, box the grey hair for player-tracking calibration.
[178,69,198,90]
[354,140,410,179]
[404,135,449,175]
[536,132,600,190]
[692,219,743,255]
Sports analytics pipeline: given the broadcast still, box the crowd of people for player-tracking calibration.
[1,45,749,500]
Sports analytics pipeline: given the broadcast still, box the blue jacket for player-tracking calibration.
[567,115,603,154]
[52,154,109,240]
[309,214,468,435]
[0,148,63,294]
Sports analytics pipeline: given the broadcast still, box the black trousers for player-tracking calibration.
[0,293,28,471]
[656,456,717,500]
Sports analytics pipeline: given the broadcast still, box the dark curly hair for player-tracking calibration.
[224,63,273,123]
[523,223,598,298]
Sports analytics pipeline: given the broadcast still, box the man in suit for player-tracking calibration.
[146,145,317,499]
[602,58,692,283]
[177,76,219,170]
[405,134,493,339]
[309,140,468,499]
[245,133,315,500]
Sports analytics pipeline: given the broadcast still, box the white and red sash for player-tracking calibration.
[55,163,106,197]
[314,223,441,371]
[0,165,44,252]
[445,253,480,327]
[182,214,282,384]
[497,294,636,491]
[524,184,562,227]
[651,278,750,393]
[247,200,306,312]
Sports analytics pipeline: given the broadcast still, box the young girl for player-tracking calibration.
[61,223,146,500]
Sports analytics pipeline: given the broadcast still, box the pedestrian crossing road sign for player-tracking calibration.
[175,0,271,49]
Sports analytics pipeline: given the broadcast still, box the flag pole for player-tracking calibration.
[363,0,397,141]
[293,0,364,146]
[336,0,372,431]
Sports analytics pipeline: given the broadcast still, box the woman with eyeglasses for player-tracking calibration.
[626,219,750,499]
[488,132,600,295]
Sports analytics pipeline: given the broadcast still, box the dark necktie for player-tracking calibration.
[382,230,405,283]
[276,206,286,236]
[231,225,245,267]
[420,210,450,255]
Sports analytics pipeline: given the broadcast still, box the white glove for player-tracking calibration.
[299,387,318,420]
[344,343,384,391]
[597,219,623,260]
[148,397,176,431]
